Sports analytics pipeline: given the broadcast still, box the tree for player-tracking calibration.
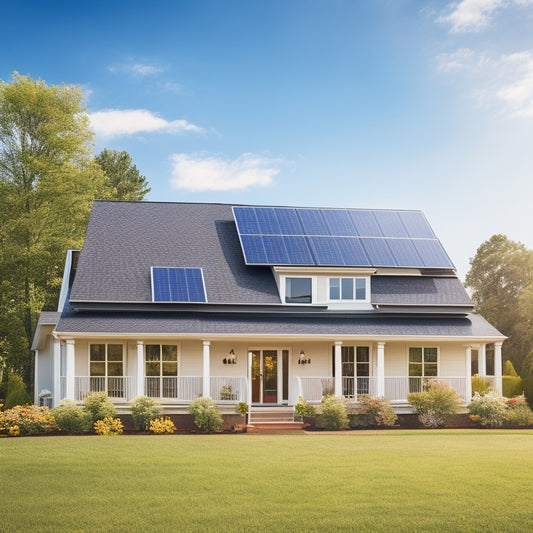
[0,73,106,386]
[465,234,533,371]
[95,149,150,201]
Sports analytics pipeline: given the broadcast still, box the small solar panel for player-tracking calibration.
[151,267,207,302]
[232,206,455,269]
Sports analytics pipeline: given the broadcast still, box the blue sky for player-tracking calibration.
[2,0,533,279]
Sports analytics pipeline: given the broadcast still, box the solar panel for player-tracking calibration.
[151,267,207,302]
[232,206,455,269]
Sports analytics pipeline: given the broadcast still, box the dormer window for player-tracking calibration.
[285,277,312,304]
[329,277,367,301]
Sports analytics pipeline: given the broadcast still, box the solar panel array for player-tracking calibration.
[232,206,454,269]
[151,267,207,302]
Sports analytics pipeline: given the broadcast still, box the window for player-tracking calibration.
[329,278,367,301]
[89,344,124,398]
[409,347,438,393]
[332,346,370,397]
[285,277,312,303]
[145,345,178,398]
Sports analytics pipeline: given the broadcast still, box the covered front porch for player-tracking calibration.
[47,336,504,410]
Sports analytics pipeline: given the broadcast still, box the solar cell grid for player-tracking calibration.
[232,206,455,269]
[151,267,207,302]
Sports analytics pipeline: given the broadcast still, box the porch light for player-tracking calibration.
[298,350,311,365]
[223,349,237,365]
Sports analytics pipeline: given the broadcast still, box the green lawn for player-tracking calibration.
[2,430,533,532]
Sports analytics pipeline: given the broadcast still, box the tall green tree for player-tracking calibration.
[465,234,533,372]
[95,148,150,201]
[0,73,106,385]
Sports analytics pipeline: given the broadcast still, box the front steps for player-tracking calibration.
[248,406,306,432]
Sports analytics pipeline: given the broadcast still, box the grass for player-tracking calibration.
[2,430,533,532]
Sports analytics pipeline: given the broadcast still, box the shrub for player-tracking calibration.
[294,396,317,418]
[84,392,116,424]
[505,396,533,426]
[354,395,397,427]
[407,380,462,428]
[0,405,58,436]
[471,374,491,396]
[4,374,32,410]
[52,400,91,434]
[130,396,161,431]
[237,402,249,415]
[504,360,519,377]
[502,376,523,398]
[189,397,223,433]
[149,416,176,434]
[469,391,508,427]
[317,395,349,431]
[93,416,123,436]
[523,375,533,409]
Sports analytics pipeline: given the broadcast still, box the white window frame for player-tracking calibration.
[407,346,440,378]
[282,276,315,304]
[88,343,125,377]
[328,277,369,303]
[144,344,180,378]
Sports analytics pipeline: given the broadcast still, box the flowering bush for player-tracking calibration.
[93,416,123,436]
[469,391,508,427]
[354,395,398,427]
[471,374,492,396]
[0,404,58,436]
[149,416,176,434]
[505,395,533,426]
[407,380,462,428]
[130,396,161,431]
[189,397,223,433]
[317,395,349,431]
[294,396,317,418]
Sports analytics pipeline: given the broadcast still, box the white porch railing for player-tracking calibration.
[145,376,202,401]
[297,376,469,403]
[74,376,133,402]
[210,376,247,402]
[297,377,335,403]
[385,377,468,402]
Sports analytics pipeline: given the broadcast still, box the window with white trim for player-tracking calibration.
[329,277,367,301]
[409,347,438,393]
[285,277,312,304]
[89,344,124,398]
[145,345,178,398]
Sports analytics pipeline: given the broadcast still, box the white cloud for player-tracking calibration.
[108,62,165,76]
[437,49,533,117]
[89,109,203,138]
[438,0,532,32]
[169,153,280,191]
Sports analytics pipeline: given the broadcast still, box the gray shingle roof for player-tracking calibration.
[70,201,281,304]
[56,311,503,338]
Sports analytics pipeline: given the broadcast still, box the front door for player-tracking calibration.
[251,350,278,403]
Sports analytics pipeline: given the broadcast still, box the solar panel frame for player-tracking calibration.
[232,206,455,269]
[151,267,207,303]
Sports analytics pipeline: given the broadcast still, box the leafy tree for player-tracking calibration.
[95,148,150,201]
[0,73,106,386]
[465,234,533,371]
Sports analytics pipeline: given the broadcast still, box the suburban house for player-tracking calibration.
[32,201,505,417]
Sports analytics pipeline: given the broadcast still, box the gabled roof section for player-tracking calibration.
[70,201,281,305]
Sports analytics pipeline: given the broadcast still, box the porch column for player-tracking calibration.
[376,342,385,397]
[34,349,39,405]
[202,341,211,398]
[65,340,75,401]
[494,342,503,395]
[52,337,61,407]
[465,346,472,401]
[136,341,144,397]
[247,351,252,410]
[334,341,342,396]
[479,344,487,376]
